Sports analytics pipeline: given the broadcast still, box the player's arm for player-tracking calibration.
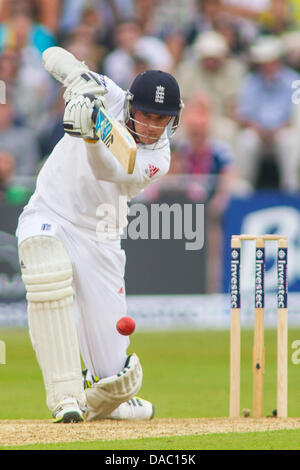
[43,47,106,97]
[42,46,123,109]
[85,138,170,185]
[62,94,137,174]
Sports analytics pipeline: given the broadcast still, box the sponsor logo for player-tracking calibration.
[231,249,240,309]
[41,224,51,231]
[147,164,160,179]
[103,133,114,148]
[97,110,113,141]
[278,249,286,260]
[278,251,288,308]
[255,248,264,308]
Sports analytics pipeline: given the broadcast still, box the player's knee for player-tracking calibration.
[18,236,73,303]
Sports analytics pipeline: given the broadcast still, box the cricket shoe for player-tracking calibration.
[52,396,86,423]
[107,397,155,421]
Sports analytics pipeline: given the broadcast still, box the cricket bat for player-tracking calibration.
[42,47,137,174]
[91,107,136,174]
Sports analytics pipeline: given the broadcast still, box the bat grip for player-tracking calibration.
[91,108,98,124]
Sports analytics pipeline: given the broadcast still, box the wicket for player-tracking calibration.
[230,234,288,418]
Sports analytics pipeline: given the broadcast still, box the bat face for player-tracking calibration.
[95,108,136,174]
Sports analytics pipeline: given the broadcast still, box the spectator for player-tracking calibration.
[32,0,62,34]
[0,47,56,130]
[79,5,111,51]
[63,24,106,73]
[0,151,15,202]
[103,18,173,89]
[259,0,292,34]
[0,11,56,129]
[0,100,39,177]
[0,48,20,99]
[163,28,187,73]
[103,18,141,88]
[175,93,239,153]
[0,0,62,34]
[214,15,249,56]
[236,35,300,190]
[66,40,104,73]
[194,0,254,54]
[60,0,134,38]
[59,0,92,36]
[61,5,113,56]
[0,10,56,56]
[132,0,159,34]
[146,0,199,40]
[177,97,241,203]
[175,31,245,120]
[220,0,295,36]
[290,0,300,29]
[196,0,223,32]
[282,30,300,73]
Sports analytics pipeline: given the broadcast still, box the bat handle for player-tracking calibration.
[91,108,98,124]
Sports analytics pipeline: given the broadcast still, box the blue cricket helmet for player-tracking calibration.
[129,70,182,116]
[124,70,184,144]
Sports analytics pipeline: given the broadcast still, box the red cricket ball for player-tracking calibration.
[116,316,136,336]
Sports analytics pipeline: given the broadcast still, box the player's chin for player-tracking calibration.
[140,135,160,145]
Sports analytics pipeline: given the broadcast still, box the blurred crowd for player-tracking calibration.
[1,0,300,207]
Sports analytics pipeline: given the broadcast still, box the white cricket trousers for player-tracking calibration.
[16,207,129,379]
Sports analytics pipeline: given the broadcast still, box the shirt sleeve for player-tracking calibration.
[85,139,170,186]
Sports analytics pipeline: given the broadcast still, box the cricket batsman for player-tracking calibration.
[16,47,183,422]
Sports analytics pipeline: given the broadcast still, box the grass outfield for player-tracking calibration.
[0,328,300,449]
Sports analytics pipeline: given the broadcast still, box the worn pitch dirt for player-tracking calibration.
[1,418,300,446]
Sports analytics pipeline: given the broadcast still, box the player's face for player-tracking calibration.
[133,110,171,145]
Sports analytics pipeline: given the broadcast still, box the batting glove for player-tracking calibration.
[63,94,106,141]
[63,71,107,104]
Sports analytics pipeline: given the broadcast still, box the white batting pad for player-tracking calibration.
[19,236,86,412]
[85,353,143,421]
